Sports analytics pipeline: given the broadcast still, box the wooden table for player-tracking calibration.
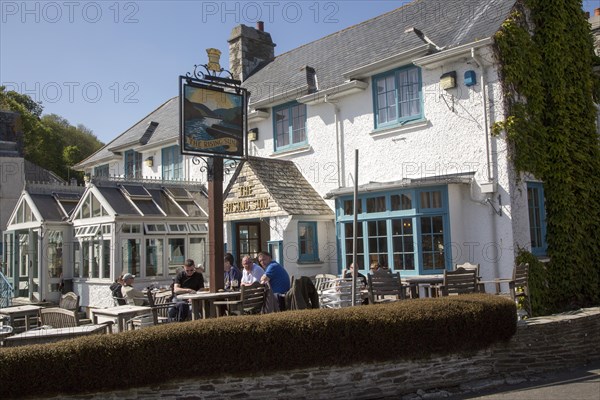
[91,305,152,332]
[402,275,444,298]
[177,291,241,319]
[3,324,109,347]
[0,305,42,333]
[479,278,513,294]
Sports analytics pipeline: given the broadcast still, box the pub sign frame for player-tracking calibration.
[179,75,248,159]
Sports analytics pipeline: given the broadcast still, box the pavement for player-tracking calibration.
[447,361,600,400]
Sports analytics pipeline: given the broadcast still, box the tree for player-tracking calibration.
[0,86,103,182]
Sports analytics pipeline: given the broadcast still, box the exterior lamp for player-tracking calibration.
[145,156,154,167]
[248,128,258,141]
[440,71,457,90]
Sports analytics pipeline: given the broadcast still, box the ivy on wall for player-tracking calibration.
[494,0,600,312]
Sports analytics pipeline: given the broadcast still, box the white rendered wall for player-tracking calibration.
[247,45,519,280]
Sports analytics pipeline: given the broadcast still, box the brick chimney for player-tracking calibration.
[595,8,600,16]
[228,21,275,82]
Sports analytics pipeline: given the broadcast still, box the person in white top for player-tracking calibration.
[240,255,265,286]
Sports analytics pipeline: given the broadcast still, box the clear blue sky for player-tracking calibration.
[1,0,598,144]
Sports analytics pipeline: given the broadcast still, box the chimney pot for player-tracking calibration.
[595,8,600,16]
[257,21,264,31]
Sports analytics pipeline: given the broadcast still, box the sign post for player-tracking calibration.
[207,157,224,292]
[180,49,247,293]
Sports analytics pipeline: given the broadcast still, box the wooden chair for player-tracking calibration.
[127,291,174,330]
[59,292,79,311]
[59,292,92,324]
[455,262,485,293]
[509,262,532,319]
[367,272,407,304]
[40,307,80,328]
[439,267,478,296]
[149,291,175,324]
[214,282,266,316]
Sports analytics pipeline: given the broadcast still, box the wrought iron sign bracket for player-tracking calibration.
[192,157,239,181]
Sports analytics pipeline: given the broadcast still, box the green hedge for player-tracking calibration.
[0,295,516,399]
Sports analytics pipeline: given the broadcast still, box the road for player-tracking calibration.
[449,362,600,400]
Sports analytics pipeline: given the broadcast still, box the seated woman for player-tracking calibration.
[121,273,148,306]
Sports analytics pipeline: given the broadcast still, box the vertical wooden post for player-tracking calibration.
[208,157,224,293]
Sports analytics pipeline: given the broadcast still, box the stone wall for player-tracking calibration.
[52,308,600,400]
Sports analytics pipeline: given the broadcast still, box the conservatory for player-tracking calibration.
[3,179,209,308]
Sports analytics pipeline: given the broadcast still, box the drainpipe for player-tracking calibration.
[471,48,500,280]
[471,48,493,183]
[324,95,344,187]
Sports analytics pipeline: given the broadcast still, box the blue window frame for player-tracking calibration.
[273,102,306,152]
[527,182,547,256]
[298,222,319,262]
[94,164,109,178]
[162,145,183,181]
[267,240,284,267]
[337,187,449,275]
[124,150,142,179]
[373,65,422,128]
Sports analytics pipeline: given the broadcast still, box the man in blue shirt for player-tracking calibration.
[258,250,290,310]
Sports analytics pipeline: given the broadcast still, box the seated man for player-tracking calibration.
[258,251,290,311]
[240,255,264,286]
[169,259,205,321]
[343,263,368,288]
[121,273,148,306]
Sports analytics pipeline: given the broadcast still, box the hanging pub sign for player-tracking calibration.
[180,76,247,159]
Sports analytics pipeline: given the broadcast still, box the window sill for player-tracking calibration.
[297,260,324,266]
[271,144,312,158]
[371,118,429,138]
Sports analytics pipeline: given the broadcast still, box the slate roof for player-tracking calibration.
[24,160,66,184]
[225,156,333,216]
[92,180,208,218]
[74,97,179,168]
[21,184,85,222]
[242,0,516,105]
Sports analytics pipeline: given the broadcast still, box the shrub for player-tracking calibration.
[0,295,516,399]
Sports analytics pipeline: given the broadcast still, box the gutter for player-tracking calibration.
[414,38,493,70]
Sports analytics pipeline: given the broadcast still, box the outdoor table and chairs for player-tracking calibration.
[3,324,110,347]
[214,282,266,316]
[401,275,444,298]
[91,305,152,332]
[0,305,42,333]
[479,262,532,319]
[178,290,241,320]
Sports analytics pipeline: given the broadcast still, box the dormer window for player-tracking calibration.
[373,65,423,129]
[273,101,307,152]
[124,150,142,179]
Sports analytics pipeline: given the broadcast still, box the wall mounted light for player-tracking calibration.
[145,156,154,167]
[464,70,477,86]
[440,71,457,90]
[248,128,258,141]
